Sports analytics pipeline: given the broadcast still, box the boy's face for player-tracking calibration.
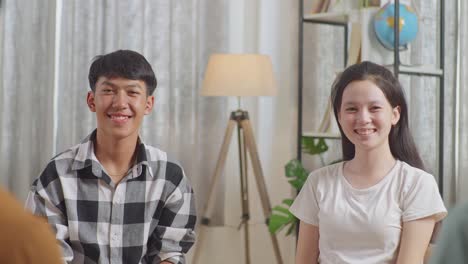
[87,77,154,141]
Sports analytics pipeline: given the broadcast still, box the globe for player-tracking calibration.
[373,3,418,50]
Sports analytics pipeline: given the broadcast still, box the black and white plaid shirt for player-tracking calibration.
[25,130,197,264]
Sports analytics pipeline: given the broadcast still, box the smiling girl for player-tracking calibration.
[290,61,447,264]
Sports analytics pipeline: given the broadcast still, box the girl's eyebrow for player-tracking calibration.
[342,100,384,105]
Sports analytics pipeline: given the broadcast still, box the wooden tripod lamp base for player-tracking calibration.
[197,53,279,263]
[192,110,283,264]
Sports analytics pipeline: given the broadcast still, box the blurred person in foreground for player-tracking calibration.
[430,202,468,264]
[0,187,62,263]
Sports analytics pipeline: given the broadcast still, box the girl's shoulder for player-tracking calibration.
[394,160,440,197]
[395,160,435,184]
[305,161,344,186]
[395,160,446,222]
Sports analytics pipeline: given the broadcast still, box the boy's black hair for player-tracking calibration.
[88,50,157,95]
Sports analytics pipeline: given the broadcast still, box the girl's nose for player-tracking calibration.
[357,109,371,124]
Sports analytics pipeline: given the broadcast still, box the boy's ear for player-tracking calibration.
[87,91,96,112]
[144,95,155,115]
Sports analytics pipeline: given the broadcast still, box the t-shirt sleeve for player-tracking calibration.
[289,172,320,226]
[402,171,447,223]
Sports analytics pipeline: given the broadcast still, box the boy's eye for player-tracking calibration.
[371,106,382,111]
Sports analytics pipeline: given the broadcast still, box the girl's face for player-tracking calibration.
[338,80,400,154]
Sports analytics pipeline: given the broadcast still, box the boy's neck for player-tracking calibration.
[94,130,139,184]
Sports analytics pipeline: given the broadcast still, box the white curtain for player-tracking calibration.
[0,0,56,199]
[456,0,468,203]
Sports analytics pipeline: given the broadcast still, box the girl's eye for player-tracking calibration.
[345,107,357,112]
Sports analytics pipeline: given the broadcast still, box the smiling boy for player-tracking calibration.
[26,50,196,264]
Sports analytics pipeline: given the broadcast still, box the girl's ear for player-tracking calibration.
[391,105,401,125]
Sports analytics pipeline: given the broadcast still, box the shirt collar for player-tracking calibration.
[71,129,154,178]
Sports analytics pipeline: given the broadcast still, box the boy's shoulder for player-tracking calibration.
[143,143,187,184]
[45,140,91,172]
[51,142,83,162]
[142,143,168,163]
[31,142,85,188]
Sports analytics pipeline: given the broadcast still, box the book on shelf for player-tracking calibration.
[346,22,362,67]
[309,0,340,14]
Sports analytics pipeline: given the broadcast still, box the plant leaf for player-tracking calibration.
[269,136,335,236]
[286,220,297,236]
[302,136,329,155]
[285,159,309,191]
[282,199,294,206]
[268,214,290,233]
[268,200,298,234]
[272,205,291,216]
[288,178,306,190]
[268,212,296,234]
[285,159,307,178]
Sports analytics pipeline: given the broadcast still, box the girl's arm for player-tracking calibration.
[296,221,319,264]
[396,216,436,264]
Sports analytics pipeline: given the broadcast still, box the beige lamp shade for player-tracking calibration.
[201,54,278,96]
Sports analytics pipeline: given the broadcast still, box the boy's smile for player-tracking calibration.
[108,113,131,125]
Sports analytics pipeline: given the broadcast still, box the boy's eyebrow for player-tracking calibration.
[100,81,144,89]
[125,84,144,89]
[100,81,119,89]
[100,80,117,87]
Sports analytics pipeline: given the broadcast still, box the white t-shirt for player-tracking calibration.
[290,160,447,264]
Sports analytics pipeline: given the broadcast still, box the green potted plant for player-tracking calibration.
[268,136,333,235]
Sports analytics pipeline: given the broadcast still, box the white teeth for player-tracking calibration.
[111,116,128,120]
[355,129,375,135]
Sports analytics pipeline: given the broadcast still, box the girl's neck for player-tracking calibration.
[344,146,397,189]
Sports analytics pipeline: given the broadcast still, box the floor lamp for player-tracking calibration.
[192,54,283,264]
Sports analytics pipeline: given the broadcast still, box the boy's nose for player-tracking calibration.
[112,91,128,108]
